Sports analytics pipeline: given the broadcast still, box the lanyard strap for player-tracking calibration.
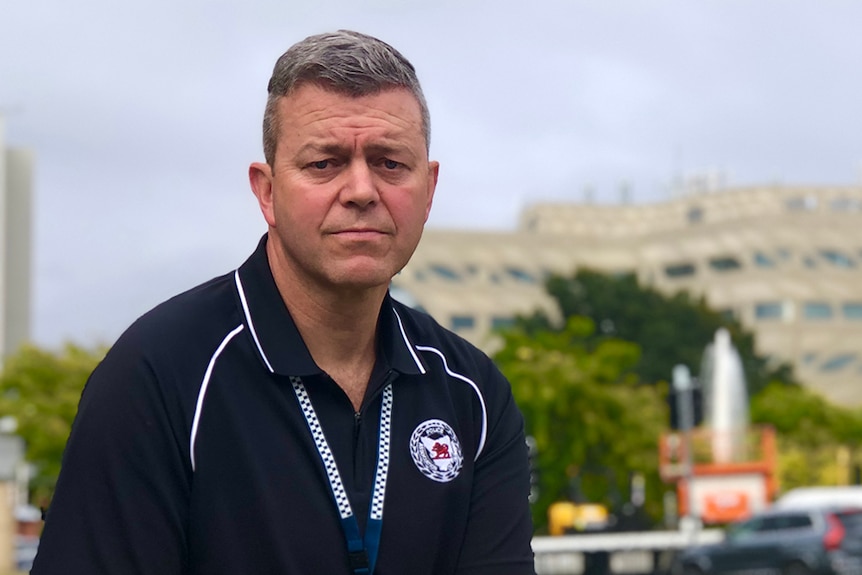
[290,376,393,575]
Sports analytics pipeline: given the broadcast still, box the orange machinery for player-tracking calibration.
[659,425,778,524]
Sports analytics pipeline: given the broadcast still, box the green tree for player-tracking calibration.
[532,270,797,395]
[494,316,667,531]
[751,383,862,489]
[503,268,862,528]
[0,343,104,505]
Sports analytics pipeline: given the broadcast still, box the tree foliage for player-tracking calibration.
[528,270,797,396]
[494,316,668,531]
[0,343,105,504]
[751,383,862,489]
[492,269,860,531]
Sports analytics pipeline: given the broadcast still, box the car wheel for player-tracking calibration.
[782,562,812,575]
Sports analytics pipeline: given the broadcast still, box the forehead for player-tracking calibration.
[276,84,424,143]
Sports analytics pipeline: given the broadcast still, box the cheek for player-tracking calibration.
[274,188,324,224]
[390,184,432,219]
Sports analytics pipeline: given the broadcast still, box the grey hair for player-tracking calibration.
[262,30,431,167]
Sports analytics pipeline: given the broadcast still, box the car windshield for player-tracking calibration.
[725,517,761,540]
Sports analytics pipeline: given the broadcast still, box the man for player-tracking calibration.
[33,30,535,575]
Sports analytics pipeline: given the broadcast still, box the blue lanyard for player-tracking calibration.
[290,376,393,575]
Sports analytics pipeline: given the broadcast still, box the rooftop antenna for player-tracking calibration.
[619,181,631,204]
[670,145,684,200]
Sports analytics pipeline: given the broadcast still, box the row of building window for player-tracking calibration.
[450,302,862,332]
[800,352,860,374]
[754,302,862,321]
[665,248,860,279]
[415,264,542,285]
[415,246,861,286]
[450,315,515,332]
[786,195,862,212]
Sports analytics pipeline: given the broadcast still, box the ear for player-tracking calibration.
[423,161,439,222]
[249,162,276,227]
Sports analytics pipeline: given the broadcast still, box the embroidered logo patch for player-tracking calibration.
[409,419,463,482]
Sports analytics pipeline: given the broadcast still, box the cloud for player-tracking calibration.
[1,0,861,347]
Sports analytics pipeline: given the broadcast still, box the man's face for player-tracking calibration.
[250,84,438,295]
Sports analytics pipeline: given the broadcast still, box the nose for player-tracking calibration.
[340,161,380,208]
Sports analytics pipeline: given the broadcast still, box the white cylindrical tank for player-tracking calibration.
[701,328,749,463]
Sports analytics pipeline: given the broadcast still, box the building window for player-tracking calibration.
[755,302,784,320]
[819,249,855,268]
[843,303,862,320]
[753,252,776,268]
[450,315,475,331]
[429,264,462,281]
[786,195,818,211]
[687,206,703,223]
[491,316,516,330]
[831,197,861,212]
[665,263,696,278]
[803,302,833,320]
[820,353,857,372]
[505,267,537,284]
[709,257,741,272]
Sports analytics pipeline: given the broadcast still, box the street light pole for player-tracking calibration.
[673,364,698,536]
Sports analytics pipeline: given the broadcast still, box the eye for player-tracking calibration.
[383,159,400,170]
[312,160,330,169]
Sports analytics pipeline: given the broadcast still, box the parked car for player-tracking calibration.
[673,506,862,575]
[775,487,862,511]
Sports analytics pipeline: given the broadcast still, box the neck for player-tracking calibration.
[266,242,388,410]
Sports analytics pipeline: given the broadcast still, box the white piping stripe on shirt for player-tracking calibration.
[392,307,426,374]
[190,323,245,472]
[234,270,274,374]
[415,345,488,460]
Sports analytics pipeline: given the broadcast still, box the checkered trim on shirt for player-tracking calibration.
[370,384,393,520]
[290,376,353,519]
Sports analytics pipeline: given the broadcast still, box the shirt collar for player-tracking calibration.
[234,234,426,378]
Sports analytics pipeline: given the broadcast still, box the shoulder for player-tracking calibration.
[392,300,506,391]
[97,271,244,386]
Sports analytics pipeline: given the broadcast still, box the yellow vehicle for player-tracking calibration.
[548,501,610,535]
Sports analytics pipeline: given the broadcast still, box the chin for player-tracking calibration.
[326,258,403,289]
[327,269,394,292]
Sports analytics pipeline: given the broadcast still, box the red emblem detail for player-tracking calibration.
[431,442,451,459]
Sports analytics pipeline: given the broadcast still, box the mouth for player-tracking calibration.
[331,229,390,240]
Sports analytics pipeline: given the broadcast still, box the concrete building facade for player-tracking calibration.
[392,185,862,406]
[0,115,33,359]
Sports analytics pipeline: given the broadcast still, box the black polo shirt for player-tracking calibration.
[33,235,536,575]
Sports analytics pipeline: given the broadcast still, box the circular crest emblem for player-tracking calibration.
[409,419,464,483]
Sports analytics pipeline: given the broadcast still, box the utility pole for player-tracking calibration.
[673,364,699,537]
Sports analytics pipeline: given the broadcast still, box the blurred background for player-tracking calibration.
[2,1,862,573]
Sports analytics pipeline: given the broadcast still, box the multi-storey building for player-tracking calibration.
[0,115,33,359]
[392,185,862,406]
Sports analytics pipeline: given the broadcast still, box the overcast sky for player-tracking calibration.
[2,0,861,349]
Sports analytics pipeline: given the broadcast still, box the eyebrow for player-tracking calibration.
[296,142,349,157]
[296,141,416,160]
